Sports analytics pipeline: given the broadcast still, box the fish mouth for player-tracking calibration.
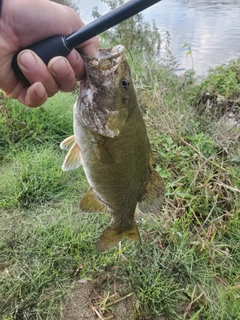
[83,45,125,71]
[98,45,125,60]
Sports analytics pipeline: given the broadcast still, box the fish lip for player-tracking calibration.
[98,45,125,60]
[83,45,126,71]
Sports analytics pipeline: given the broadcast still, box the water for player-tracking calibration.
[67,0,240,74]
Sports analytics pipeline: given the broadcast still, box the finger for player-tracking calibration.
[0,55,21,99]
[77,36,99,58]
[48,55,78,92]
[18,82,48,107]
[66,49,85,81]
[18,50,59,96]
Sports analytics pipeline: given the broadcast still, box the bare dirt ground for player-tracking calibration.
[197,92,240,125]
[60,279,137,320]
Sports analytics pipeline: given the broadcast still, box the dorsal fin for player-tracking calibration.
[138,142,165,213]
[148,140,156,168]
[138,169,165,213]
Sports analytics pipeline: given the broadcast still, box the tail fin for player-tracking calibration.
[96,221,141,252]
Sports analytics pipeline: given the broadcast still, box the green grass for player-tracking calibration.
[0,29,240,320]
[0,91,76,161]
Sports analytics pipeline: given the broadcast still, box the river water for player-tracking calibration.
[63,0,240,74]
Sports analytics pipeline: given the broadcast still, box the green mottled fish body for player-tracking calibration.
[61,45,165,252]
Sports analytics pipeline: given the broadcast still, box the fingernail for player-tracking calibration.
[51,58,69,76]
[19,51,38,70]
[34,83,45,99]
[91,49,98,58]
[84,49,98,59]
[73,49,80,62]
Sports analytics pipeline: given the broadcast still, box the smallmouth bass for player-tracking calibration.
[60,45,165,252]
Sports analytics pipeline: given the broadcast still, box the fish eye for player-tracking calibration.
[121,78,129,88]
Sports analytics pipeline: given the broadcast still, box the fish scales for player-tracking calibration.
[60,45,165,252]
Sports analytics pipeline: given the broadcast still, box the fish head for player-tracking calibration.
[77,45,135,137]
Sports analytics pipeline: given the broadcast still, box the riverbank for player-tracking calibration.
[1,52,239,319]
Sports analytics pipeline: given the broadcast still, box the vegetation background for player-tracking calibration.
[0,0,239,319]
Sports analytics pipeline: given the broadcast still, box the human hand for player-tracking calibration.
[0,0,98,107]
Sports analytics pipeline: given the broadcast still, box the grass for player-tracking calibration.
[1,8,240,319]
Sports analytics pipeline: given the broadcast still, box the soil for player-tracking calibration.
[59,278,137,320]
[196,92,240,124]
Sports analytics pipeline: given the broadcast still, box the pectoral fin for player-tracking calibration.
[138,169,165,213]
[80,188,108,213]
[93,145,114,163]
[96,221,141,252]
[104,108,129,137]
[60,135,75,151]
[61,142,81,171]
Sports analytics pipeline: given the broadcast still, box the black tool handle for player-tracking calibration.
[12,36,71,80]
[12,0,162,81]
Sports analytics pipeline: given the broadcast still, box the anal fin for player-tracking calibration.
[80,188,108,213]
[96,220,141,252]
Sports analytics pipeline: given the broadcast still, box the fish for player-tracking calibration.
[60,45,165,252]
